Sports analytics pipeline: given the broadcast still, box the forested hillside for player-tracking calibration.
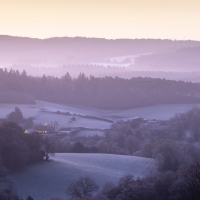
[1,68,200,109]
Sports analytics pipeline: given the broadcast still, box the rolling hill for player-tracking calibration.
[1,36,200,66]
[11,153,157,200]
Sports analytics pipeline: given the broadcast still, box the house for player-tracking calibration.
[34,124,55,134]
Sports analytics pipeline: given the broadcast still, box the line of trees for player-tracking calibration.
[0,122,47,172]
[96,162,200,200]
[1,68,200,109]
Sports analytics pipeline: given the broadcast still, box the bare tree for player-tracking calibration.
[66,176,99,199]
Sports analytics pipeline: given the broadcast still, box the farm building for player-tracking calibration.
[34,124,55,134]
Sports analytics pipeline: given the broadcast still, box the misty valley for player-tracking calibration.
[1,37,200,200]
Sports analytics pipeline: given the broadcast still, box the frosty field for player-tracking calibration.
[1,101,200,133]
[33,112,111,130]
[36,101,200,120]
[12,153,156,200]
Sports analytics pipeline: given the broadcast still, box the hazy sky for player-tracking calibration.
[0,0,200,40]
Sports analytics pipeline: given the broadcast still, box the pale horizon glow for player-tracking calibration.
[0,0,200,40]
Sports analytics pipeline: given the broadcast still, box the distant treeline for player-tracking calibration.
[135,46,200,71]
[1,36,199,64]
[0,91,35,104]
[1,68,200,109]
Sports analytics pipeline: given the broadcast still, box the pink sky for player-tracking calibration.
[0,0,200,40]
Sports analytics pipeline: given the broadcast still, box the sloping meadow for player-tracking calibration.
[12,153,156,200]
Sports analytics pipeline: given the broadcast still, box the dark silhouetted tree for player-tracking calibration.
[66,176,99,199]
[71,142,85,153]
[7,107,23,123]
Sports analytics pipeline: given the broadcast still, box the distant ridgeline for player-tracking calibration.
[1,68,200,109]
[1,36,200,64]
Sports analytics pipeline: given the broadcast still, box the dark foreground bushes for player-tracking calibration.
[42,161,200,200]
[0,122,46,172]
[0,122,49,200]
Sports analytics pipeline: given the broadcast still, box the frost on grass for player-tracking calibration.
[36,101,200,120]
[1,101,199,122]
[11,153,156,200]
[33,112,111,130]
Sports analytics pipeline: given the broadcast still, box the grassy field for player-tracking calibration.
[1,101,200,137]
[12,153,156,200]
[36,101,200,120]
[1,101,199,121]
[33,112,111,130]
